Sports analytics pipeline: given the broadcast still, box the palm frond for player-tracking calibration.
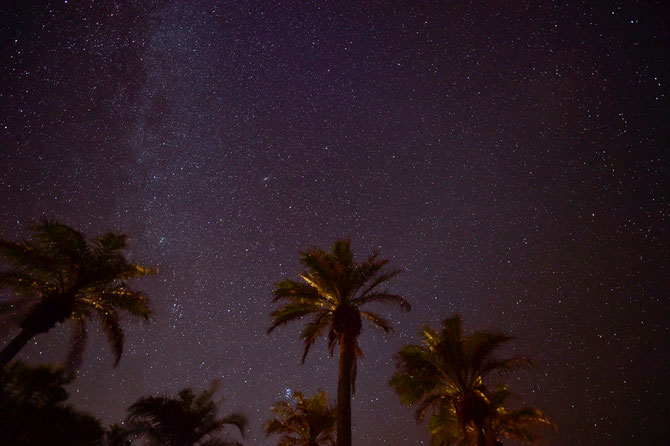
[265,418,298,436]
[0,271,49,297]
[480,357,533,379]
[98,285,151,319]
[32,219,87,264]
[96,307,124,366]
[357,268,402,298]
[352,291,410,311]
[351,341,363,393]
[0,239,61,283]
[299,311,332,362]
[488,385,556,443]
[66,316,88,370]
[360,310,393,333]
[466,331,514,372]
[415,392,450,423]
[299,249,337,297]
[389,369,442,406]
[268,302,324,333]
[93,232,128,252]
[273,280,329,303]
[331,239,353,269]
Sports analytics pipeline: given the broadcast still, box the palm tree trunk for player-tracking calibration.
[336,334,355,446]
[0,328,35,369]
[483,427,496,446]
[478,425,495,446]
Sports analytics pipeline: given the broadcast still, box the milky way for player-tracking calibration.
[1,1,668,444]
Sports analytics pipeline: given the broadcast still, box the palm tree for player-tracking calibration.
[0,219,152,369]
[125,382,247,446]
[268,239,411,446]
[389,315,532,446]
[265,389,336,446]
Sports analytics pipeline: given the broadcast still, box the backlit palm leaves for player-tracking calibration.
[125,382,247,446]
[268,239,410,446]
[265,389,336,446]
[390,315,541,446]
[0,219,152,369]
[422,385,555,446]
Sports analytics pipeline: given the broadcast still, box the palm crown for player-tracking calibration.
[265,389,336,446]
[269,239,410,381]
[0,219,152,369]
[390,315,533,446]
[125,382,247,446]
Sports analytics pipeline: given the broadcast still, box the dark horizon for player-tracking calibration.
[1,1,668,445]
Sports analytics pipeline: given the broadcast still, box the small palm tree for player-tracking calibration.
[265,389,336,446]
[125,382,247,446]
[268,239,410,446]
[389,315,532,446]
[0,219,152,369]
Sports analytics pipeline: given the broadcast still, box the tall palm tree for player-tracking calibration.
[125,382,247,446]
[268,239,411,446]
[389,315,532,446]
[265,389,336,446]
[0,219,153,369]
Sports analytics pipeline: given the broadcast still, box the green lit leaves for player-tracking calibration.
[0,219,154,369]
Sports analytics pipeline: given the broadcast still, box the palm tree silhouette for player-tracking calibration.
[0,219,152,369]
[265,389,336,446]
[390,315,536,446]
[0,361,105,445]
[125,382,247,446]
[268,239,410,446]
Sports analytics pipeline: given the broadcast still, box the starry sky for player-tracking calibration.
[1,1,668,445]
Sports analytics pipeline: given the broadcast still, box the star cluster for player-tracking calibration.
[1,1,668,444]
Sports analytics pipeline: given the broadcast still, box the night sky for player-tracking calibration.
[1,1,668,445]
